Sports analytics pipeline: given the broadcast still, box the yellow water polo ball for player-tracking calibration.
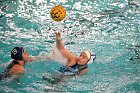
[50,6,66,21]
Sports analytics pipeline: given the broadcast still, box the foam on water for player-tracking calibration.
[48,44,68,65]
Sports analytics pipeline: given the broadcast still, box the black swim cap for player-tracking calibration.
[11,47,24,60]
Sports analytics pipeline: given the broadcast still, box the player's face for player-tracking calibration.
[77,52,89,65]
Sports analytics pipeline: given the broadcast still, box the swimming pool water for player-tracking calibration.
[0,0,140,92]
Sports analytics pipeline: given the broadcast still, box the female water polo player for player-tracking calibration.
[43,31,96,84]
[55,32,96,76]
[0,47,49,80]
[43,31,96,82]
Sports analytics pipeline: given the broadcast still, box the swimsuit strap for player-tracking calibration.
[70,63,79,69]
[66,63,87,73]
[78,64,88,72]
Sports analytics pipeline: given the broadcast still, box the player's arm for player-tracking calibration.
[55,31,65,50]
[55,32,77,62]
[26,56,52,63]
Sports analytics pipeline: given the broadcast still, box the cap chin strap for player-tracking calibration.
[19,47,24,60]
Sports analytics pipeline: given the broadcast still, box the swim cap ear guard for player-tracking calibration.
[84,51,96,64]
[11,47,24,60]
[87,51,96,64]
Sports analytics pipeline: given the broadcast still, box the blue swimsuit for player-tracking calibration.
[58,64,88,76]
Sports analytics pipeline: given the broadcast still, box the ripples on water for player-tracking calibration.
[0,0,140,92]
